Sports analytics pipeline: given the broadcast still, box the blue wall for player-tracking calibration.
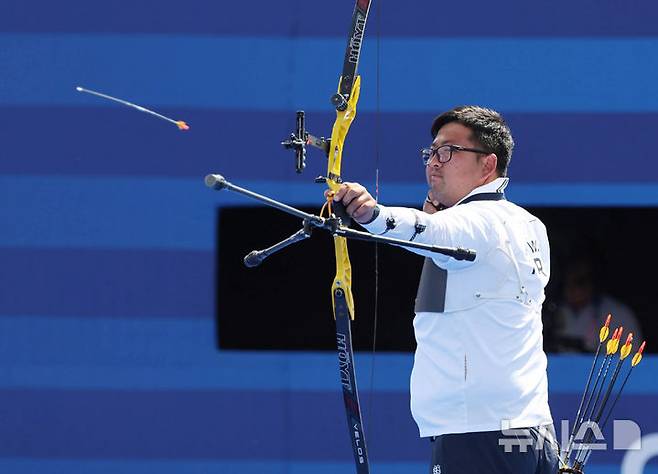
[1,1,657,473]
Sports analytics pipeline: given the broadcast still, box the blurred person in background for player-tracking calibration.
[552,257,642,352]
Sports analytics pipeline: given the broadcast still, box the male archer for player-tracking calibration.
[332,105,559,473]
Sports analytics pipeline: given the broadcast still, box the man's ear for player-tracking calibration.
[482,153,498,180]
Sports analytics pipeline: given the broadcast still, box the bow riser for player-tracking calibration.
[328,76,361,321]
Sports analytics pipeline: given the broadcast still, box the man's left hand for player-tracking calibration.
[329,182,377,224]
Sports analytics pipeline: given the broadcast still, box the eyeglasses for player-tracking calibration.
[420,144,490,166]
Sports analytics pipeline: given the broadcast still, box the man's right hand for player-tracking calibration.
[424,190,442,214]
[329,182,377,224]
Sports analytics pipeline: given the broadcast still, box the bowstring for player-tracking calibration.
[366,0,381,448]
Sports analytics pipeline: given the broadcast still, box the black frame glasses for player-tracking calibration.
[420,144,490,166]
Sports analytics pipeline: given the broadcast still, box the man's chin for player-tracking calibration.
[429,182,444,196]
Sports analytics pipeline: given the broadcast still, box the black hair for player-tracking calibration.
[430,105,514,177]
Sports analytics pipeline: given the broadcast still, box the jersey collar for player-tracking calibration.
[454,177,509,207]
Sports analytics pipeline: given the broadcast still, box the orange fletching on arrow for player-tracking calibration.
[176,121,190,131]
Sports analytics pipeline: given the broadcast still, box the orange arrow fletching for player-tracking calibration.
[632,341,646,367]
[599,314,612,342]
[620,333,633,360]
[176,121,190,131]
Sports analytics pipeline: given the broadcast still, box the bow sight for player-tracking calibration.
[281,82,354,174]
[281,110,331,175]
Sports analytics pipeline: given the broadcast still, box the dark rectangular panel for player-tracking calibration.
[216,206,422,351]
[217,206,658,351]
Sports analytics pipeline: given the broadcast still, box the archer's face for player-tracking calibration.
[425,122,491,207]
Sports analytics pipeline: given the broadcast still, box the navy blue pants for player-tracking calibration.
[429,425,560,474]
